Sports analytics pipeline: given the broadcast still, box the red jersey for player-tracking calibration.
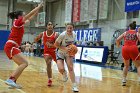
[42,31,56,52]
[123,30,138,46]
[8,16,25,46]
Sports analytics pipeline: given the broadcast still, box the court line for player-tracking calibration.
[103,75,139,82]
[0,78,26,93]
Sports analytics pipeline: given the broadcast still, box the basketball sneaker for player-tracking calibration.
[122,78,126,86]
[62,71,68,82]
[72,83,79,92]
[5,79,22,89]
[47,79,52,86]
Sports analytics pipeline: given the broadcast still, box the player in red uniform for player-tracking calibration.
[116,21,140,86]
[34,22,58,86]
[4,2,43,88]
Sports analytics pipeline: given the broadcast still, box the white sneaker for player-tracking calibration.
[5,79,22,89]
[62,71,68,82]
[122,78,126,86]
[72,83,79,92]
[30,53,34,56]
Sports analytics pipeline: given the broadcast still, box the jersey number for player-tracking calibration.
[125,34,137,40]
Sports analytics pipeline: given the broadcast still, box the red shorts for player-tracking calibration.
[122,45,140,61]
[44,50,56,62]
[4,42,21,59]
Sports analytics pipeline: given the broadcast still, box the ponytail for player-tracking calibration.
[8,11,23,19]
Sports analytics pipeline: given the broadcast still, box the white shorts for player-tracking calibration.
[56,49,69,60]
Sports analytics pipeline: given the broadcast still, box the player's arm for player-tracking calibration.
[116,32,125,48]
[25,10,39,24]
[34,32,43,42]
[22,1,43,23]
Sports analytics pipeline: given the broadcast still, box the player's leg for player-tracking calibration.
[121,46,130,86]
[65,56,78,92]
[130,45,140,84]
[122,59,130,86]
[56,52,67,82]
[5,53,28,88]
[44,54,53,86]
[133,60,140,84]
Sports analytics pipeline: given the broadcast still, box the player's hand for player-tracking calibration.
[38,1,44,8]
[63,47,71,53]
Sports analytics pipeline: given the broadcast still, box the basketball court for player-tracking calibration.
[0,0,140,93]
[0,51,140,93]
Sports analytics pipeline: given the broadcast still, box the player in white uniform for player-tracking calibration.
[54,23,79,92]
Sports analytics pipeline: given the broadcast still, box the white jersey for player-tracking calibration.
[56,31,76,53]
[56,31,76,47]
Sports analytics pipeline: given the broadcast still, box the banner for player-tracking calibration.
[65,0,73,23]
[74,28,101,41]
[125,0,140,12]
[99,0,108,19]
[88,0,98,20]
[80,0,89,22]
[72,0,81,22]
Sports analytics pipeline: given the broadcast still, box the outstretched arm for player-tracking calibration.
[25,10,39,24]
[23,1,43,22]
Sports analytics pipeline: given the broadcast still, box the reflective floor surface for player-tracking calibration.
[0,51,140,93]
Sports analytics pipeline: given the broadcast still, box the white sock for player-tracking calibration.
[122,77,126,82]
[49,78,52,80]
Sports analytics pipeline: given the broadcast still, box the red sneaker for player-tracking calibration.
[47,80,52,86]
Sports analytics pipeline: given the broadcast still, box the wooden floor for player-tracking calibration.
[0,51,140,93]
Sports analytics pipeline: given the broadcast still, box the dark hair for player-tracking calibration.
[129,21,136,30]
[47,21,52,24]
[46,22,53,26]
[8,11,23,19]
[46,21,56,29]
[133,21,136,24]
[66,23,74,28]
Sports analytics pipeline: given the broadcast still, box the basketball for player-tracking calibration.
[67,44,78,56]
